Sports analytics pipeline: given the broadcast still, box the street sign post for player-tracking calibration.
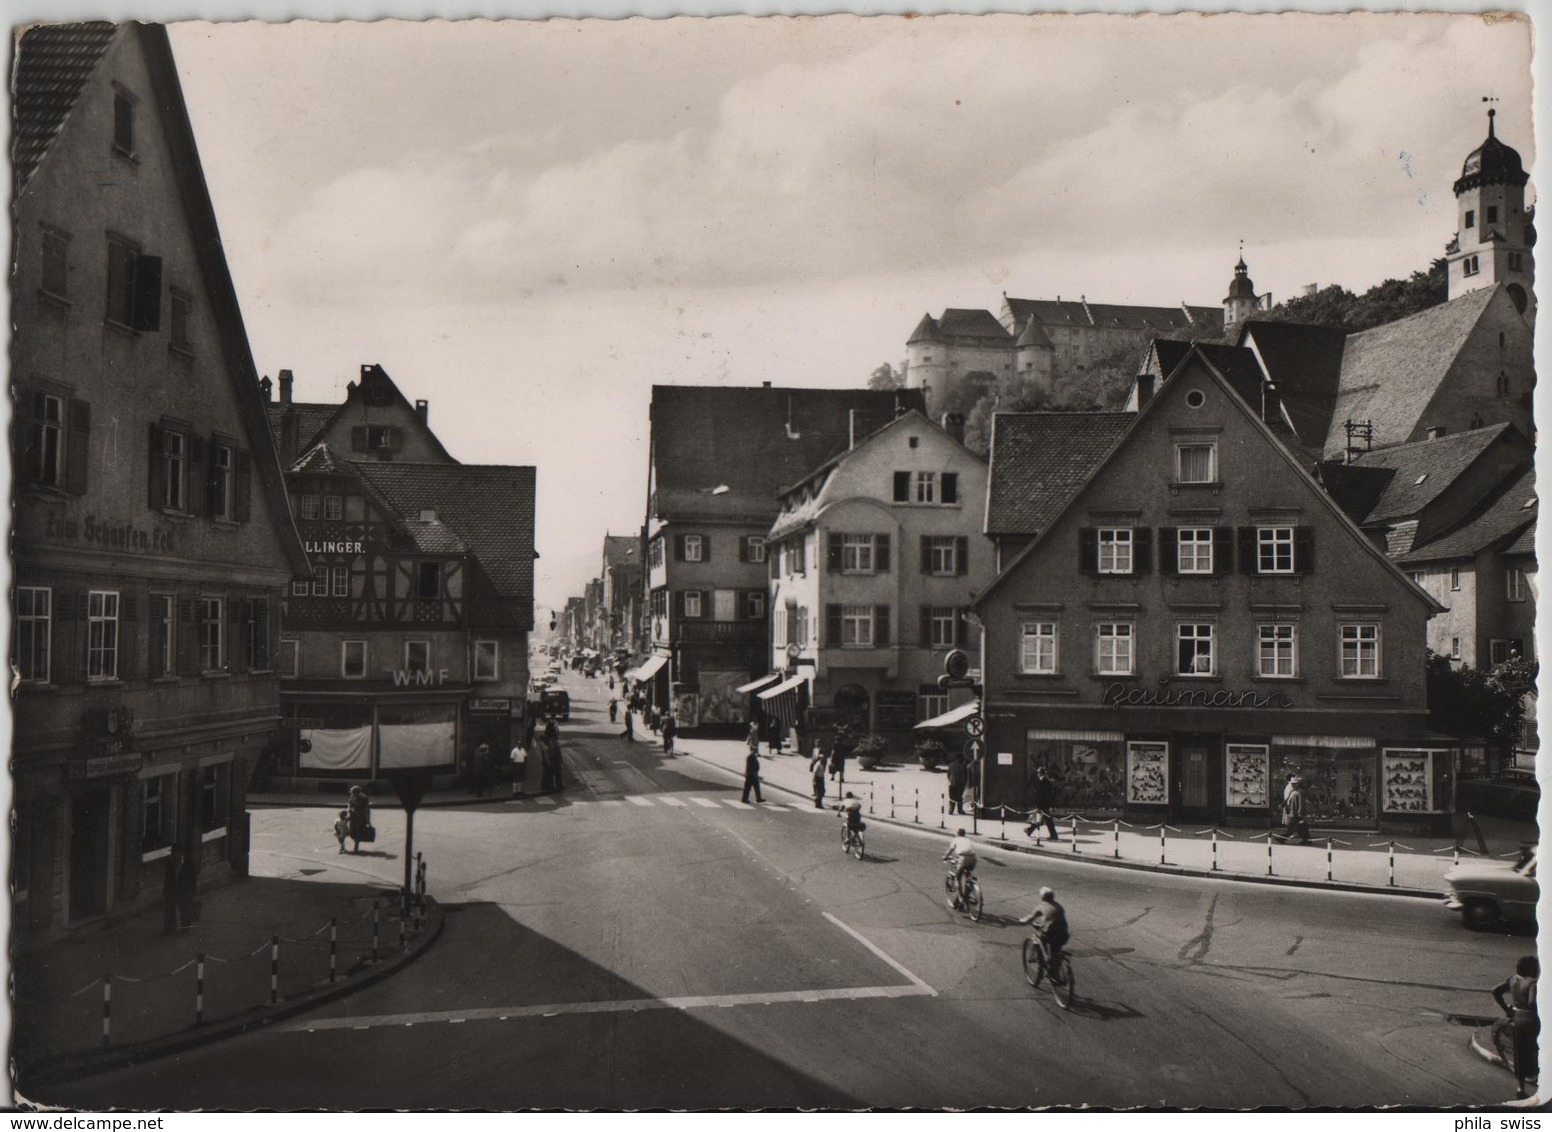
[965,714,985,738]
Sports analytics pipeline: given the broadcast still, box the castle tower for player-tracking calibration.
[1222,254,1259,338]
[905,312,946,407]
[1447,108,1535,324]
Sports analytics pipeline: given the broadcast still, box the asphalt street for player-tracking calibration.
[41,672,1527,1110]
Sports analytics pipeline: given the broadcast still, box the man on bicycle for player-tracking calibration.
[943,829,977,906]
[1019,886,1069,967]
[837,792,864,836]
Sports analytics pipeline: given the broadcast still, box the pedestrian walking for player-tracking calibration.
[1023,764,1060,841]
[621,706,635,742]
[347,785,373,853]
[1281,776,1311,843]
[163,844,191,933]
[741,746,765,804]
[545,718,564,791]
[509,742,527,798]
[332,809,350,853]
[810,751,827,809]
[1492,955,1540,1099]
[829,725,853,786]
[662,712,677,756]
[746,721,761,757]
[1281,771,1298,811]
[946,753,968,816]
[609,697,619,723]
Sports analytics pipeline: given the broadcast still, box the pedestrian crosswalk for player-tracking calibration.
[525,792,830,816]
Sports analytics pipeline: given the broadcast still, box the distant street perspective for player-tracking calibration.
[9,16,1540,1113]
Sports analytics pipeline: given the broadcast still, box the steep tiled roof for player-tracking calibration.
[353,463,536,604]
[1397,466,1536,564]
[603,534,639,568]
[402,517,468,555]
[1237,320,1349,448]
[1323,287,1498,458]
[266,402,338,455]
[1006,297,1222,335]
[13,22,117,191]
[1015,318,1053,348]
[907,313,941,345]
[649,385,926,522]
[935,309,1010,341]
[984,412,1134,536]
[1152,340,1265,410]
[289,442,345,475]
[1325,423,1518,525]
[1316,462,1396,527]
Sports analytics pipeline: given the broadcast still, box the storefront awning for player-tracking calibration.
[736,673,783,695]
[757,674,807,701]
[914,701,980,730]
[630,655,667,682]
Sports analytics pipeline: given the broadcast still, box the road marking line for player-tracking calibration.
[660,797,689,807]
[626,796,655,807]
[763,804,791,812]
[535,797,558,806]
[724,800,754,809]
[276,983,935,1033]
[690,798,721,809]
[821,913,936,994]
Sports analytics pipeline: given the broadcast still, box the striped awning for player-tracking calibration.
[757,674,806,730]
[736,673,783,695]
[625,655,667,682]
[914,701,980,730]
[757,674,806,701]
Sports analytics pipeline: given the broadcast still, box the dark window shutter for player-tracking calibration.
[920,606,931,647]
[893,471,910,502]
[920,535,932,573]
[387,427,404,453]
[1160,527,1179,575]
[178,598,198,675]
[1078,528,1097,575]
[876,534,891,573]
[147,424,165,509]
[131,255,162,332]
[1213,527,1234,576]
[1133,528,1152,575]
[674,534,685,562]
[1237,527,1257,575]
[235,452,253,523]
[1294,528,1315,574]
[828,532,843,570]
[118,614,138,681]
[254,599,271,668]
[941,472,959,504]
[955,536,969,576]
[12,395,36,489]
[205,440,222,518]
[875,606,891,646]
[65,399,91,494]
[737,537,748,563]
[351,426,368,452]
[189,435,205,467]
[826,604,842,647]
[673,590,685,618]
[700,535,711,559]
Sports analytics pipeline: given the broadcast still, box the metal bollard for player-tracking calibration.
[196,954,206,1024]
[1211,830,1220,872]
[1071,816,1079,854]
[372,902,381,964]
[415,852,424,902]
[939,799,945,830]
[1326,839,1334,882]
[868,788,875,816]
[1113,820,1120,859]
[1000,806,1008,842]
[102,976,112,1048]
[1267,837,1274,877]
[1388,841,1396,888]
[1159,825,1166,866]
[890,785,896,819]
[914,788,920,824]
[329,919,338,983]
[270,936,280,1005]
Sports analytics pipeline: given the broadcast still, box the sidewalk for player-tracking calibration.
[13,873,442,1090]
[664,726,1536,898]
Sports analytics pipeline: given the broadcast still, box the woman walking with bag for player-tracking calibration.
[347,785,373,854]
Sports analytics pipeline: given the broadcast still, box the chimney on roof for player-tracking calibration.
[1427,425,1447,440]
[940,413,965,445]
[278,369,294,405]
[415,399,429,424]
[762,381,772,388]
[1135,372,1156,409]
[279,409,299,467]
[259,375,272,402]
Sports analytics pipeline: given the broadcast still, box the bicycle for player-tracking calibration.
[840,818,866,861]
[1021,932,1075,1009]
[943,862,984,921]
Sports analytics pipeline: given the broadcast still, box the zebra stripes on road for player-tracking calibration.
[534,794,825,814]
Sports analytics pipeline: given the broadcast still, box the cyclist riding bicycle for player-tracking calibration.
[943,829,977,905]
[1019,886,1069,966]
[837,792,865,833]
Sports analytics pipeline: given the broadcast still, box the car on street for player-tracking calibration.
[542,688,571,720]
[1444,846,1538,928]
[1456,768,1540,821]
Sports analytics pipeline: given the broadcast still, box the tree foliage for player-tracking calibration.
[960,343,1138,454]
[1425,650,1537,746]
[867,362,907,391]
[1259,258,1449,332]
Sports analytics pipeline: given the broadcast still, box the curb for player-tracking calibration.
[680,748,1445,900]
[18,899,448,1089]
[251,792,544,811]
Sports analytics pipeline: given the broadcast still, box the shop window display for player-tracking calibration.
[1127,742,1168,805]
[1025,733,1125,815]
[1270,744,1377,826]
[1382,750,1442,814]
[1226,744,1269,809]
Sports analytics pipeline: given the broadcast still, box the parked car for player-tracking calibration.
[1457,769,1540,822]
[1444,846,1538,928]
[542,688,571,721]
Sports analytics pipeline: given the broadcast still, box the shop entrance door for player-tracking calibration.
[69,787,111,922]
[1173,736,1219,821]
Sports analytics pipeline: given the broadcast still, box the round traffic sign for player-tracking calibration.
[965,714,985,738]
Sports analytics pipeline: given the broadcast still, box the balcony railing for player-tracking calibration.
[675,620,767,645]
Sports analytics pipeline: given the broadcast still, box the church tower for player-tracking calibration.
[1222,254,1260,339]
[1447,108,1535,324]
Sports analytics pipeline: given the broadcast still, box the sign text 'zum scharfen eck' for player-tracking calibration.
[1103,682,1295,710]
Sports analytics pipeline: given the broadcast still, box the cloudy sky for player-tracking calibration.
[161,13,1533,616]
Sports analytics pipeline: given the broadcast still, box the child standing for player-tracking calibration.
[333,810,350,854]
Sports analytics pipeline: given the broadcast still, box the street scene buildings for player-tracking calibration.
[8,14,1541,1115]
